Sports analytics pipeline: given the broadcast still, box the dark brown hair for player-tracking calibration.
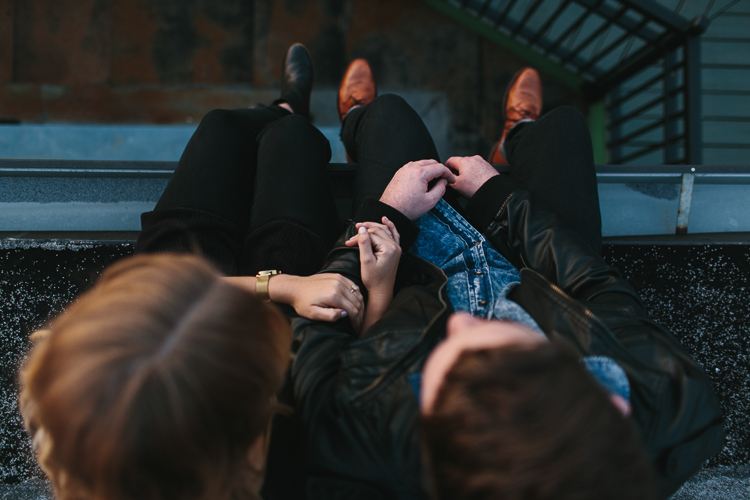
[20,254,291,500]
[422,341,656,500]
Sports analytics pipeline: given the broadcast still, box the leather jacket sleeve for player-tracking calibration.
[289,223,448,499]
[465,176,724,499]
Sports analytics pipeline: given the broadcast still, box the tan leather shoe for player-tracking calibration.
[337,59,377,122]
[488,67,542,164]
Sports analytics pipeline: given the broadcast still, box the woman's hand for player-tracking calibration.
[345,217,402,334]
[345,217,402,294]
[272,274,365,330]
[222,274,364,331]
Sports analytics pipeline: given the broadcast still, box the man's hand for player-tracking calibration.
[379,160,456,220]
[445,155,499,200]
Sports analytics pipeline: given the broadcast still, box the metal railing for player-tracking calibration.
[424,0,708,165]
[2,159,749,235]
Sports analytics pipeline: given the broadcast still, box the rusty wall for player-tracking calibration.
[0,0,583,155]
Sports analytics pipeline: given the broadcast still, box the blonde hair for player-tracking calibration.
[20,254,291,500]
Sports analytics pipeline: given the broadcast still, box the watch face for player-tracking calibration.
[257,270,281,277]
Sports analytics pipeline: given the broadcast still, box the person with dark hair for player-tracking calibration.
[420,316,655,500]
[290,62,724,499]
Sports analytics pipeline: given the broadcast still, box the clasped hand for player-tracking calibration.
[345,217,402,334]
[379,156,500,219]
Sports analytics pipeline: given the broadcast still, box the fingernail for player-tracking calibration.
[383,216,390,221]
[341,311,348,318]
[359,226,367,234]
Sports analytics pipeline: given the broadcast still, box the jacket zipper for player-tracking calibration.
[487,191,516,233]
[351,258,450,401]
[543,277,624,349]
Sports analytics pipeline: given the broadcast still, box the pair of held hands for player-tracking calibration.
[281,155,499,333]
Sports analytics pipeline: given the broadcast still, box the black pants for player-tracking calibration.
[137,97,600,275]
[503,106,602,254]
[343,97,601,254]
[137,95,447,275]
[136,106,342,276]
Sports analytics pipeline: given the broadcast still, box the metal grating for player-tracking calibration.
[427,0,710,164]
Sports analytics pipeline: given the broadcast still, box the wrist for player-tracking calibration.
[366,284,394,303]
[267,274,298,304]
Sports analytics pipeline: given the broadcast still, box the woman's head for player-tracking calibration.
[20,254,292,500]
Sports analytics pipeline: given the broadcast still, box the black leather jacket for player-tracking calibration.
[291,182,724,500]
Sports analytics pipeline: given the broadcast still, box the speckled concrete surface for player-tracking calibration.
[1,242,748,498]
[0,178,169,204]
[602,244,750,468]
[0,241,133,487]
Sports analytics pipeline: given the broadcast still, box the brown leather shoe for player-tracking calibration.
[488,67,542,164]
[337,59,377,122]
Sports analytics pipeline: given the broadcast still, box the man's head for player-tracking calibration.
[420,313,655,500]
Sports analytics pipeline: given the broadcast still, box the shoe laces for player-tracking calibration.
[505,106,536,130]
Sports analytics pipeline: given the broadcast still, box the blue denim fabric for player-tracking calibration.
[581,356,631,402]
[408,200,631,402]
[410,200,542,332]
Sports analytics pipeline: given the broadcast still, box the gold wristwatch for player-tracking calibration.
[255,270,282,301]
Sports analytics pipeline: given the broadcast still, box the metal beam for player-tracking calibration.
[676,172,695,234]
[684,35,703,165]
[4,160,750,184]
[588,101,608,164]
[420,0,585,90]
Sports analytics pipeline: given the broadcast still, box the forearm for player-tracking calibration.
[359,290,393,336]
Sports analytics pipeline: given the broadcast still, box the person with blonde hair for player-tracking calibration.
[18,42,401,500]
[20,253,290,500]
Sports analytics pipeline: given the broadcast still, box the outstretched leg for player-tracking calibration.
[243,114,341,276]
[342,94,441,213]
[337,60,441,213]
[503,106,602,254]
[136,106,291,275]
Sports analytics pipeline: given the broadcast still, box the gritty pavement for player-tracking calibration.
[1,240,748,499]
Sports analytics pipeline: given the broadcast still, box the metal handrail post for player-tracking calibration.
[684,34,703,165]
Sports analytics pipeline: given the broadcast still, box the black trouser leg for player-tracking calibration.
[250,114,340,245]
[503,106,602,255]
[341,94,441,213]
[155,106,290,229]
[140,107,339,275]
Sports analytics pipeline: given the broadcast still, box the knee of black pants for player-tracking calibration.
[364,94,423,127]
[258,114,332,166]
[197,108,240,136]
[538,106,589,140]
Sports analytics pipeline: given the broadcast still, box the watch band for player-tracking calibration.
[255,270,282,301]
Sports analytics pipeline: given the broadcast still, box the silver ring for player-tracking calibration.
[350,284,359,293]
